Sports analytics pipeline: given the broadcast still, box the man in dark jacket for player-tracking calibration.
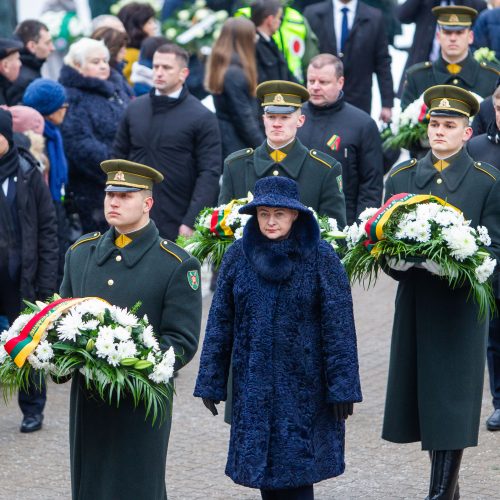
[472,0,500,58]
[5,20,54,105]
[0,108,58,433]
[397,0,487,95]
[113,43,222,241]
[250,0,296,84]
[298,54,383,225]
[400,5,498,109]
[304,0,394,119]
[383,85,500,498]
[0,37,23,105]
[467,84,500,432]
[472,76,499,135]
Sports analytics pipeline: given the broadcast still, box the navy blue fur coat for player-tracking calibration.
[194,213,362,489]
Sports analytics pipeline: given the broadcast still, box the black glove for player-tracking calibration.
[202,398,220,416]
[331,402,354,421]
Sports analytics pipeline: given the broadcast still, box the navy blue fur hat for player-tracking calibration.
[23,78,67,116]
[239,177,311,215]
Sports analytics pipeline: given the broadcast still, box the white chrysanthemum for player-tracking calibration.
[0,329,9,343]
[147,352,156,363]
[141,325,160,352]
[358,207,378,222]
[35,340,54,362]
[0,346,8,363]
[95,330,116,359]
[416,203,441,222]
[113,326,131,342]
[80,319,99,331]
[56,310,84,342]
[27,354,47,370]
[107,349,121,367]
[109,306,138,328]
[74,299,107,317]
[442,226,478,261]
[116,340,137,359]
[475,256,496,284]
[344,222,365,249]
[327,218,339,232]
[234,227,244,240]
[8,314,32,337]
[476,225,492,246]
[149,348,175,384]
[225,211,240,227]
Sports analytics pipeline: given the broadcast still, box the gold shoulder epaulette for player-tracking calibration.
[160,239,188,263]
[70,232,101,250]
[474,161,498,181]
[225,148,254,164]
[309,149,333,168]
[390,158,417,177]
[479,62,500,75]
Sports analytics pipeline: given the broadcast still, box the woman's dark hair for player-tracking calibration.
[91,27,128,68]
[205,17,257,96]
[140,36,168,62]
[117,2,156,49]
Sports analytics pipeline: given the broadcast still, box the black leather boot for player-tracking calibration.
[426,451,460,499]
[426,450,463,500]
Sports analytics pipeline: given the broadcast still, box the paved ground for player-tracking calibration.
[1,274,499,499]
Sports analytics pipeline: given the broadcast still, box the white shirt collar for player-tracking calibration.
[154,86,183,98]
[333,0,358,53]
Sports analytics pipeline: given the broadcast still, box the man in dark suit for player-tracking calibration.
[250,0,296,84]
[397,0,487,95]
[304,0,394,121]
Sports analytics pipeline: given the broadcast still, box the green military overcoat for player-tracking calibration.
[382,148,500,450]
[401,52,500,109]
[219,138,347,228]
[59,221,202,500]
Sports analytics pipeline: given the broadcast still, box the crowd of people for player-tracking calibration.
[1,1,500,499]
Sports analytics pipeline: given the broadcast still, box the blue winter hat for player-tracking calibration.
[239,177,311,215]
[23,79,67,116]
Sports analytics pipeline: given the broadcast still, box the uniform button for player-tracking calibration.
[108,279,114,286]
[312,150,317,155]
[436,178,443,184]
[273,170,279,176]
[452,79,459,84]
[115,255,122,262]
[477,162,481,166]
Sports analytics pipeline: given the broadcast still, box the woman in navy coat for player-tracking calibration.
[194,177,362,499]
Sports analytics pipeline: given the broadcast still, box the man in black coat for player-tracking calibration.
[0,37,23,105]
[304,0,394,120]
[467,84,500,432]
[397,0,487,95]
[5,20,55,105]
[113,43,222,242]
[250,0,296,84]
[297,54,383,225]
[0,108,58,433]
[472,76,499,135]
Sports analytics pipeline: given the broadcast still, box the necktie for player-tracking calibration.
[340,7,349,54]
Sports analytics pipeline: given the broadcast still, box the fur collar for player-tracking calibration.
[242,212,320,282]
[59,64,119,98]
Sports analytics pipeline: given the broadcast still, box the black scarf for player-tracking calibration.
[150,85,188,115]
[487,121,500,145]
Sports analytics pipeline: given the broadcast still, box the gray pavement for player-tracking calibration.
[1,274,499,499]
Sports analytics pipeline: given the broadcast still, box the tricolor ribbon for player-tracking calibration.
[363,193,460,253]
[210,200,238,237]
[4,297,105,368]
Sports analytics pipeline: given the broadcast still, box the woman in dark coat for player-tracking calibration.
[59,37,130,234]
[205,17,265,159]
[194,177,362,499]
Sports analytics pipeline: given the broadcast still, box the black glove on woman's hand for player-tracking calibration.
[331,402,354,421]
[202,398,220,416]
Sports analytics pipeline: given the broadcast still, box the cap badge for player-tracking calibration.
[273,93,285,104]
[439,98,451,108]
[114,171,126,181]
[448,14,459,23]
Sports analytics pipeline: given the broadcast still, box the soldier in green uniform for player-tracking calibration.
[383,86,500,498]
[401,6,500,110]
[59,160,202,500]
[219,79,346,228]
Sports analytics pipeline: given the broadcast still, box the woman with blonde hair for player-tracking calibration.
[205,16,264,158]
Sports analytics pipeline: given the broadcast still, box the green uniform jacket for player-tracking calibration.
[382,149,500,450]
[401,52,500,109]
[219,139,347,228]
[59,221,202,500]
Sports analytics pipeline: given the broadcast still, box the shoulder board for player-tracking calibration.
[390,158,417,177]
[309,149,334,168]
[225,148,254,164]
[479,61,500,75]
[407,61,432,74]
[474,161,498,181]
[159,239,190,263]
[70,232,101,250]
